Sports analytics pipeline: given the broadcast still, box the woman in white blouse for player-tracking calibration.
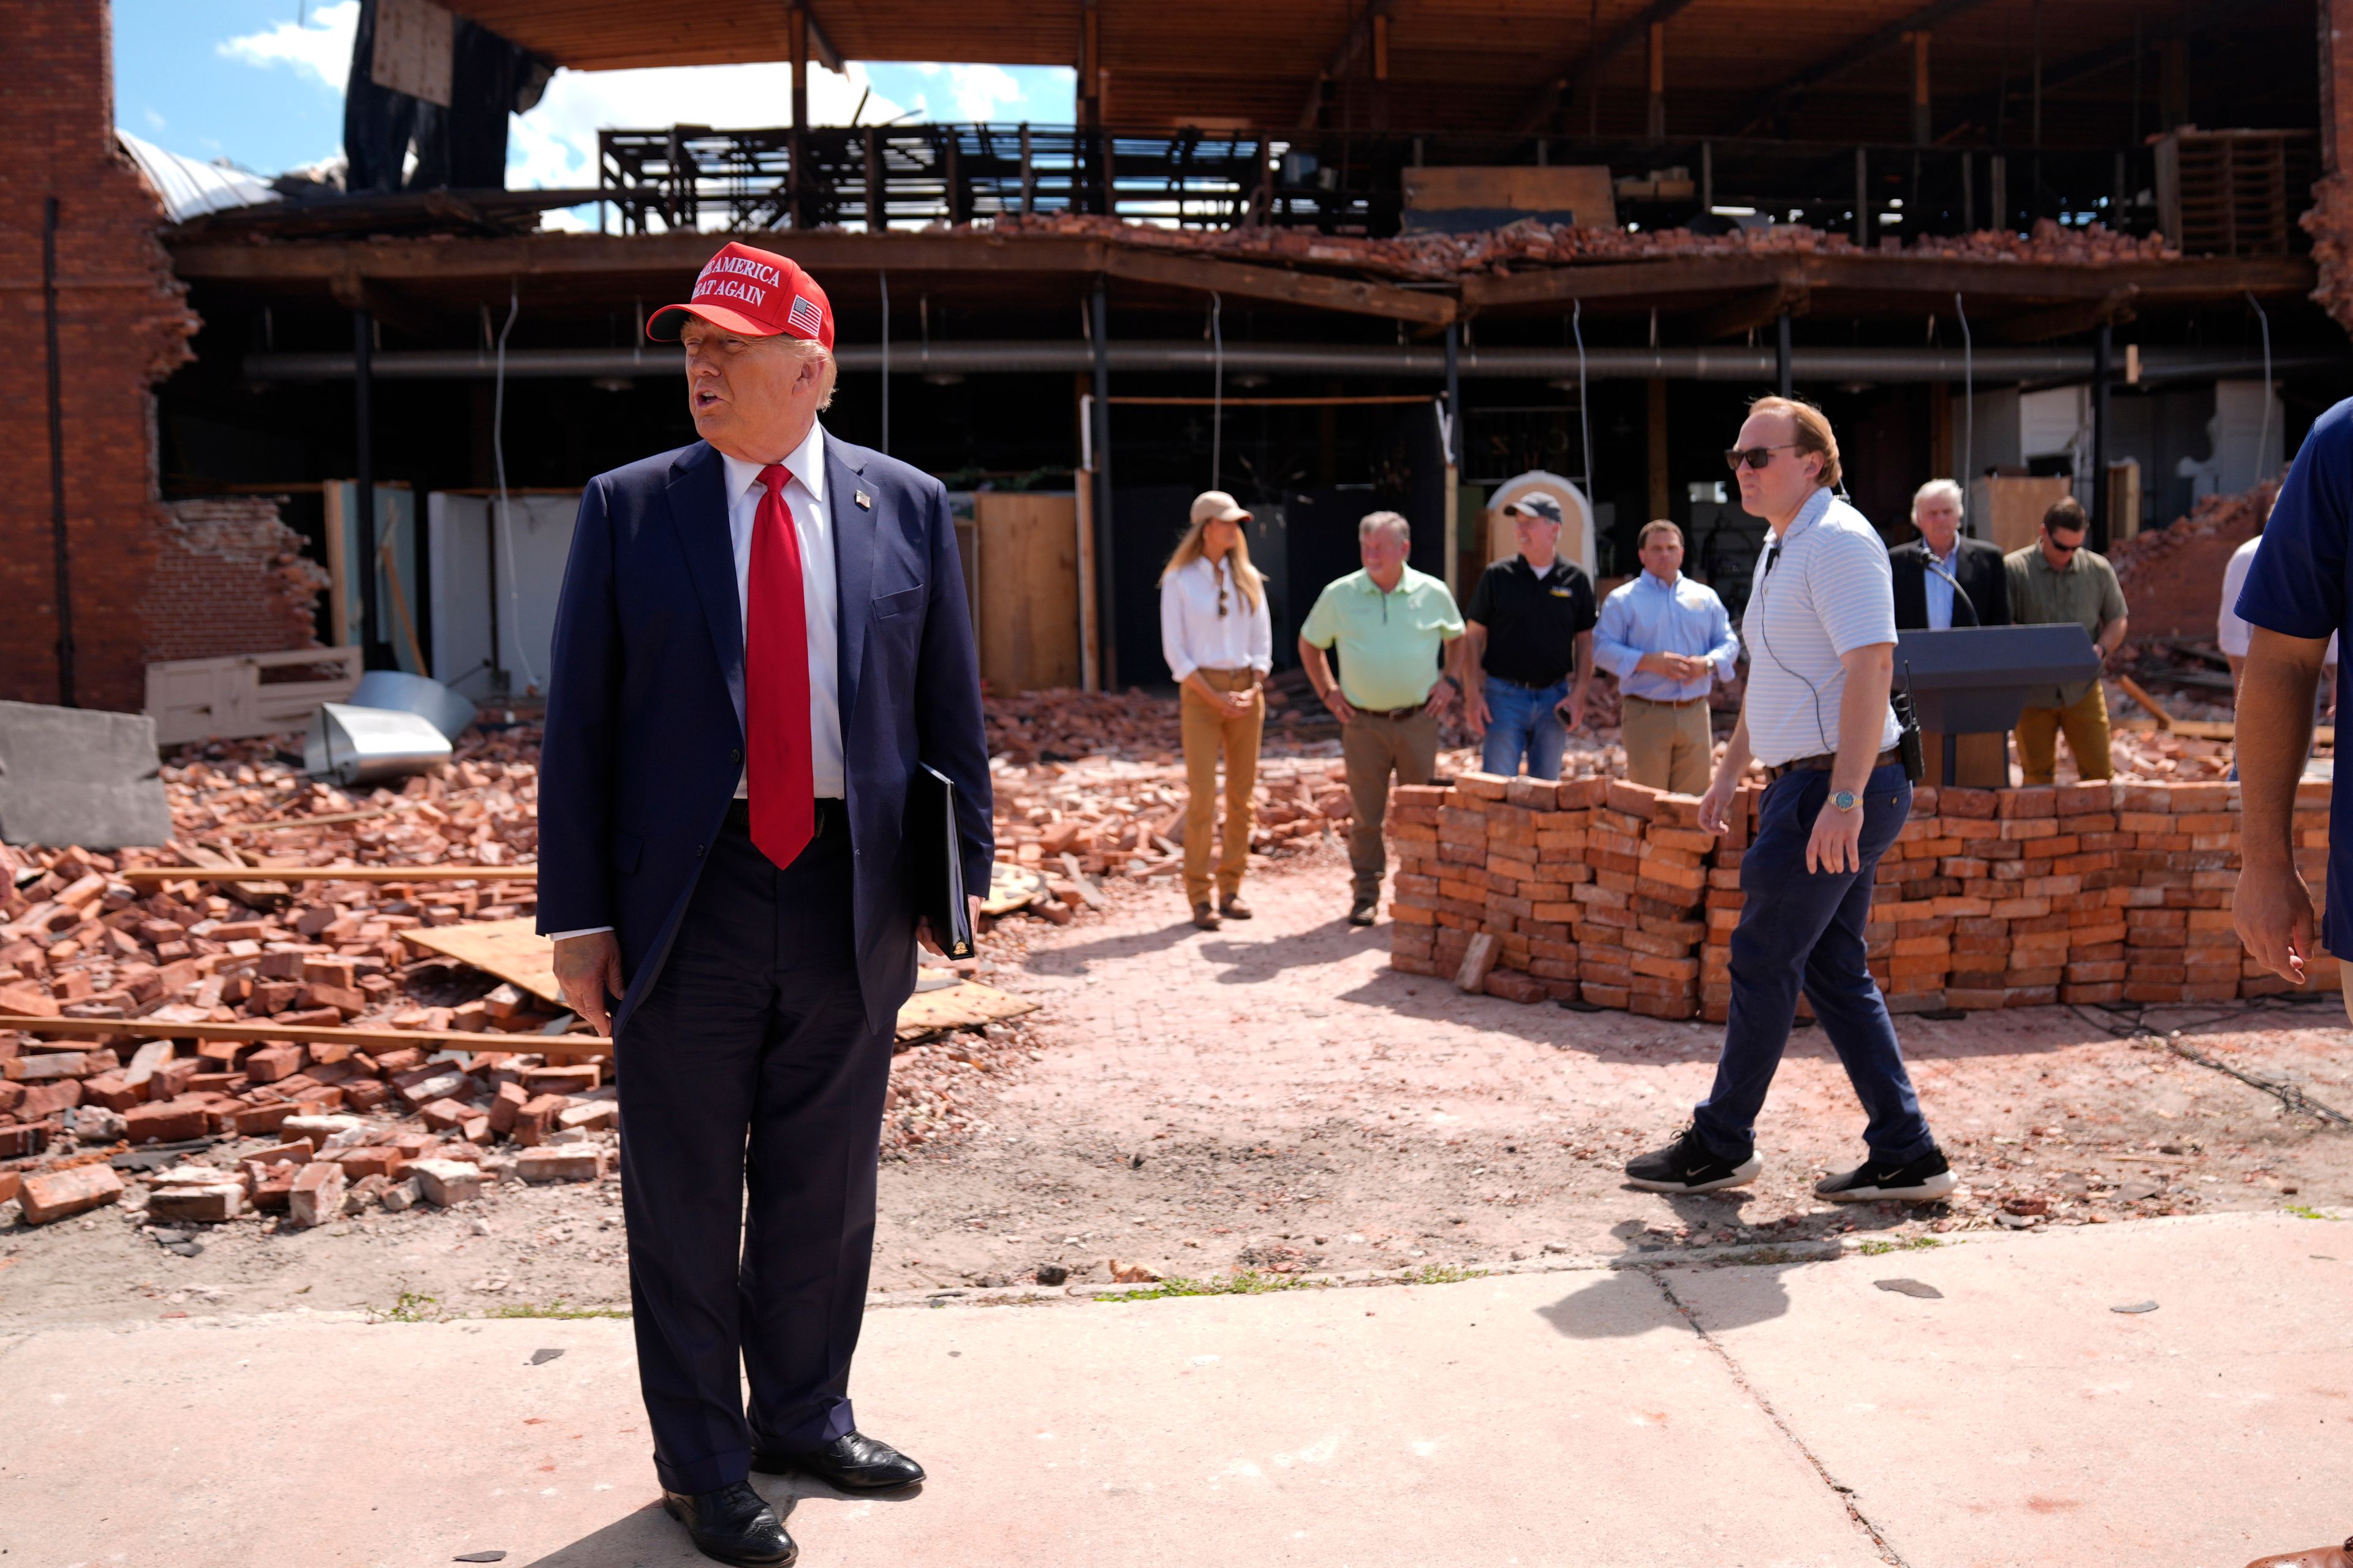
[1159,490,1275,930]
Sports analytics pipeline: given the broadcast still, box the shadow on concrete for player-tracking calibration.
[525,1479,921,1566]
[1021,917,1204,976]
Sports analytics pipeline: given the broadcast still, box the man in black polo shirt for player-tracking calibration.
[1458,494,1598,779]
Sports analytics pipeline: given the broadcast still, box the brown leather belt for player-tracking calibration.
[1625,694,1708,710]
[1765,746,1902,782]
[1363,704,1428,721]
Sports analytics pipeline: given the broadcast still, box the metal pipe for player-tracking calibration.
[1089,281,1117,687]
[2091,319,2112,553]
[246,342,2332,385]
[1776,313,1793,396]
[1442,322,1461,464]
[878,270,890,455]
[353,308,381,667]
[42,196,75,707]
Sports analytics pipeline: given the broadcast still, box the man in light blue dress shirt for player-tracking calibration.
[1593,520,1740,794]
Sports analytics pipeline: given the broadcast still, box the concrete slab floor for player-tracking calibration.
[1,1213,2345,1568]
[0,1267,1881,1568]
[1667,1211,2353,1568]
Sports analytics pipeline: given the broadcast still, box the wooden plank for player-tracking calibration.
[1100,246,1455,324]
[893,980,1039,1043]
[402,917,1040,1042]
[1402,166,1616,228]
[976,491,1082,694]
[1682,280,1808,341]
[2118,675,2176,730]
[121,865,537,884]
[404,920,566,1006]
[168,230,1112,285]
[0,1013,611,1059]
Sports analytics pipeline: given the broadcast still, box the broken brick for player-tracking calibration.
[18,1162,124,1224]
[286,1160,345,1228]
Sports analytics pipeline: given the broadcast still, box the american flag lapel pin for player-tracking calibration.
[855,490,873,510]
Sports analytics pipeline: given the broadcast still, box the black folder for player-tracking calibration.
[908,763,976,960]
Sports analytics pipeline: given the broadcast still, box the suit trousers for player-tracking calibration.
[618,799,895,1495]
[1180,670,1265,906]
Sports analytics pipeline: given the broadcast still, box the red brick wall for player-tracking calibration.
[143,500,328,662]
[2307,0,2353,333]
[0,0,198,712]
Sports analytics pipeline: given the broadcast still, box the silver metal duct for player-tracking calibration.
[243,342,2333,385]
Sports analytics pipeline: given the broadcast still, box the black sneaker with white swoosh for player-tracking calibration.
[1624,1124,1763,1194]
[1814,1147,1958,1203]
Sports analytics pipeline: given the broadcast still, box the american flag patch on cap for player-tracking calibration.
[787,294,824,337]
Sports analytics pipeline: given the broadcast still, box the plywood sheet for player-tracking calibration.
[976,492,1082,693]
[1403,166,1616,229]
[1971,475,2075,556]
[407,917,1040,1040]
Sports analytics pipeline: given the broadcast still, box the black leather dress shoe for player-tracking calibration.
[660,1481,796,1567]
[752,1431,926,1491]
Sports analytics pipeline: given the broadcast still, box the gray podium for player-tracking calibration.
[1893,625,2104,787]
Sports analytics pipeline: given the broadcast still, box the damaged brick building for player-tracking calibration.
[9,0,2353,714]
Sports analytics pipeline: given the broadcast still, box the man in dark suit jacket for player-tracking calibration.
[537,242,991,1567]
[1888,478,2011,631]
[1887,478,2011,787]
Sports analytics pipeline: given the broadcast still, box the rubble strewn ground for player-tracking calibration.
[4,602,2343,1322]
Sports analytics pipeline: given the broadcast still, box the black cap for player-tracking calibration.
[1502,494,1564,524]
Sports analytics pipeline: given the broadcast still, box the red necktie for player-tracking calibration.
[746,463,814,868]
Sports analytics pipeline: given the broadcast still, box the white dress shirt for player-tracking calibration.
[550,421,846,942]
[1159,554,1273,680]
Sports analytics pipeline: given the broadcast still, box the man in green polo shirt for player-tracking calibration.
[1298,510,1465,925]
[2004,496,2129,784]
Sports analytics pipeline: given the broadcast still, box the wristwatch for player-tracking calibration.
[1830,790,1860,812]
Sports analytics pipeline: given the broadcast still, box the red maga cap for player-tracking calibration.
[647,241,834,350]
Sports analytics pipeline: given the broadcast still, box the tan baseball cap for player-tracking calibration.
[1190,490,1252,528]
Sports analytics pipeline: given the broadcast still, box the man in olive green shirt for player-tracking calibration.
[2004,496,2129,784]
[1298,510,1464,925]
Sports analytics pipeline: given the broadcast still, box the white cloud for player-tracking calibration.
[218,0,357,91]
[939,64,1025,123]
[142,107,166,131]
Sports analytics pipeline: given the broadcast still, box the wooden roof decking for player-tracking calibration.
[165,225,2314,334]
[439,0,2309,142]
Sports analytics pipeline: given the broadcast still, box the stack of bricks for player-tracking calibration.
[1390,773,2335,1014]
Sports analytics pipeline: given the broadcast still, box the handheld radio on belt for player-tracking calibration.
[1892,661,1927,784]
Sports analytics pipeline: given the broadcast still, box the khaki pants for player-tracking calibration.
[1342,707,1439,904]
[2015,684,2113,785]
[1620,695,1714,796]
[1180,670,1264,907]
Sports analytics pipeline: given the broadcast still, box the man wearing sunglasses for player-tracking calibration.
[2003,496,2129,786]
[1626,395,1955,1205]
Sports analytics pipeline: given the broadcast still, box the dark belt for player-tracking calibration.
[723,796,849,836]
[1487,673,1569,692]
[1624,693,1708,710]
[1764,747,1901,782]
[1361,703,1429,721]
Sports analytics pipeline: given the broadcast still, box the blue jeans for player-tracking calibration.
[1692,762,1937,1165]
[1480,676,1569,779]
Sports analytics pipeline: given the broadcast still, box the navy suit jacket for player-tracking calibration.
[535,431,994,1037]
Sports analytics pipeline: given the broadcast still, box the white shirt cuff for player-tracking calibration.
[549,926,613,941]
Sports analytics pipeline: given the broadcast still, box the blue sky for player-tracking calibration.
[114,1,1077,191]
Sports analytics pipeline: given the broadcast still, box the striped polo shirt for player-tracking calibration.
[1741,488,1903,768]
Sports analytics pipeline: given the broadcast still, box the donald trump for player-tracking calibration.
[537,242,992,1565]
